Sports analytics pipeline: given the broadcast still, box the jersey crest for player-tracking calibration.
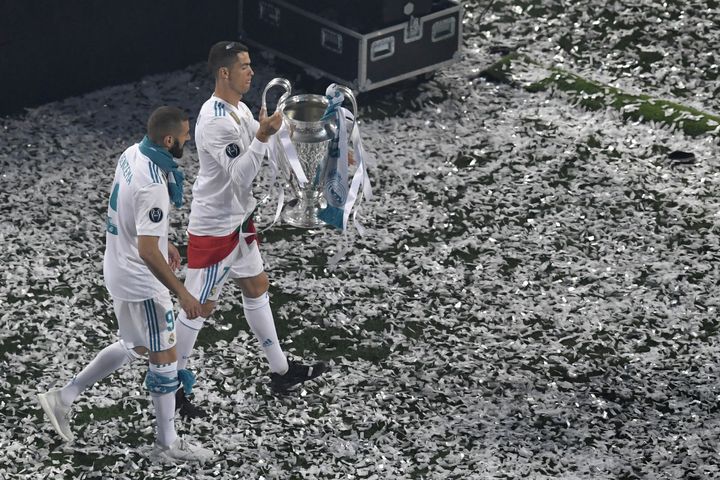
[225,143,240,158]
[148,207,164,223]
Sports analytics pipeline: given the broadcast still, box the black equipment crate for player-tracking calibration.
[238,0,462,92]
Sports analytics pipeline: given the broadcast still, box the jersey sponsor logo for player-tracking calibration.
[149,207,164,223]
[225,143,240,158]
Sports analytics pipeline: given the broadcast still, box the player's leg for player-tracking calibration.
[175,269,204,371]
[142,294,211,463]
[233,242,327,393]
[174,261,232,418]
[175,261,230,370]
[36,300,141,442]
[59,339,140,405]
[235,271,288,373]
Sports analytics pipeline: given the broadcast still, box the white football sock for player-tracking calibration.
[60,340,133,406]
[175,310,203,370]
[149,362,178,447]
[243,293,288,374]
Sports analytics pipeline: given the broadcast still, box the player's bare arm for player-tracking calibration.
[137,235,203,319]
[167,242,182,271]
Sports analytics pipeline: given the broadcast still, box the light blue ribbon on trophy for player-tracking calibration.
[318,86,374,266]
[318,85,373,237]
[344,108,373,235]
[317,84,350,230]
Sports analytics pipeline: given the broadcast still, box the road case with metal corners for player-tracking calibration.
[239,0,462,92]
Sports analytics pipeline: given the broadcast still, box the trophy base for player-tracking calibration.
[282,197,326,229]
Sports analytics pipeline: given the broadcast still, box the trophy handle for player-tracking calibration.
[333,84,358,136]
[261,77,292,113]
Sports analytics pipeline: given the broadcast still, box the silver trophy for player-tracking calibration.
[261,79,357,228]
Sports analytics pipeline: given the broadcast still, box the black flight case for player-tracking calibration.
[238,0,463,92]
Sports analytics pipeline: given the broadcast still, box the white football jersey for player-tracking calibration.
[189,95,268,236]
[103,144,170,301]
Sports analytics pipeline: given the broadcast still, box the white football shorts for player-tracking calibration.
[185,240,264,305]
[114,291,176,352]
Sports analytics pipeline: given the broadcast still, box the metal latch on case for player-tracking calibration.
[370,37,395,61]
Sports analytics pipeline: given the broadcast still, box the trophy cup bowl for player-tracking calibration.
[278,93,337,228]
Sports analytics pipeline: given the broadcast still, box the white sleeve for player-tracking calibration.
[135,183,170,237]
[205,117,267,188]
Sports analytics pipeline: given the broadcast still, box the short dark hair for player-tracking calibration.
[208,41,249,78]
[147,106,188,143]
